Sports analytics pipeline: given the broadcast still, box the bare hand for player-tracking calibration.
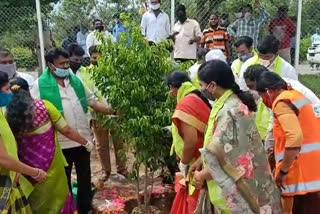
[189,38,195,45]
[190,158,202,172]
[275,173,285,190]
[32,168,47,183]
[193,170,205,189]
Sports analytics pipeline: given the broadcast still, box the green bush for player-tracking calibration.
[299,74,320,98]
[11,46,37,69]
[300,36,312,62]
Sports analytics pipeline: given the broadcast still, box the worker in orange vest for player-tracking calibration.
[255,71,320,214]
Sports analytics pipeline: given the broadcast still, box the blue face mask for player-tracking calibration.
[0,92,12,107]
[52,65,71,78]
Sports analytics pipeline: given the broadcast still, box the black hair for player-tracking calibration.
[45,47,69,64]
[256,71,288,93]
[198,60,257,112]
[167,71,211,109]
[197,48,210,61]
[257,35,280,54]
[0,49,12,58]
[0,71,9,89]
[234,36,253,49]
[89,45,101,56]
[6,77,34,138]
[278,6,288,12]
[67,43,85,57]
[244,65,269,82]
[93,19,102,25]
[113,13,120,19]
[176,4,186,13]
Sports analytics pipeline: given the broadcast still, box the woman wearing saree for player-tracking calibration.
[193,60,282,214]
[0,71,47,213]
[167,71,211,214]
[6,77,94,214]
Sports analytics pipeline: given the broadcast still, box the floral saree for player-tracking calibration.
[201,93,282,214]
[17,100,77,214]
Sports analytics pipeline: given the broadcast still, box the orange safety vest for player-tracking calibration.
[272,89,320,196]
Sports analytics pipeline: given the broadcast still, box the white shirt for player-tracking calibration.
[189,63,201,80]
[284,78,320,104]
[173,19,202,60]
[17,72,35,89]
[238,56,298,90]
[86,30,115,55]
[30,77,98,149]
[141,10,170,43]
[77,31,89,57]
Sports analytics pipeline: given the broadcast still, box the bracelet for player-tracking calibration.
[32,169,41,179]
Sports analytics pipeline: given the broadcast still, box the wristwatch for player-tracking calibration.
[280,169,288,176]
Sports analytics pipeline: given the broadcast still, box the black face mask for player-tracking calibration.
[70,61,82,72]
[177,14,187,23]
[95,25,104,32]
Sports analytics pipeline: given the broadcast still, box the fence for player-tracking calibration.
[0,0,320,72]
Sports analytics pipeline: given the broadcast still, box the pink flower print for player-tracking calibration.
[226,194,237,210]
[239,103,252,117]
[237,152,254,179]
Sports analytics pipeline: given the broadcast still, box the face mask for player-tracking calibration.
[201,83,215,101]
[235,12,243,19]
[244,12,252,20]
[177,14,187,23]
[95,25,104,32]
[259,58,272,68]
[70,61,82,72]
[52,65,71,78]
[150,3,160,10]
[238,53,253,62]
[0,63,17,79]
[0,92,12,107]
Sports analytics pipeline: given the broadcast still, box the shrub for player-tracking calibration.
[300,36,312,62]
[11,46,37,69]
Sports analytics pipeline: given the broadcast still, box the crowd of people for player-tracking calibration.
[0,0,320,214]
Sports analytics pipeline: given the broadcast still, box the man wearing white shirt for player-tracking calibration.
[141,0,170,44]
[172,4,202,62]
[86,19,115,55]
[0,50,34,88]
[238,35,297,91]
[76,26,89,58]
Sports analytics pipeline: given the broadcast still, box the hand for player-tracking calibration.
[171,32,179,41]
[84,140,94,152]
[189,38,195,45]
[32,168,47,183]
[190,158,202,172]
[275,171,286,190]
[193,170,205,189]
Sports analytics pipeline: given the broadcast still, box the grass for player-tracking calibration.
[299,74,320,97]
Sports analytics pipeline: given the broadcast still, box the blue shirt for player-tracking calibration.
[113,24,126,43]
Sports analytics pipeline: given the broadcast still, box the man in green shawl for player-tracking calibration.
[30,47,116,214]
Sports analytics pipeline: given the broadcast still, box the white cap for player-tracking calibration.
[205,49,227,63]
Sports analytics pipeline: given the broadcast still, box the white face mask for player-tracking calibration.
[259,58,271,68]
[235,12,243,19]
[150,3,160,10]
[0,62,17,79]
[244,12,252,20]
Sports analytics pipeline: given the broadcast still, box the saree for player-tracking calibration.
[17,100,77,214]
[0,109,33,214]
[201,93,282,214]
[170,82,210,214]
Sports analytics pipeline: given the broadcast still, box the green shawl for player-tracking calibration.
[38,68,88,115]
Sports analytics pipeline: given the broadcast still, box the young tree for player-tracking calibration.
[91,14,177,212]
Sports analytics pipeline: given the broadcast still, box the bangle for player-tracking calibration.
[32,169,41,179]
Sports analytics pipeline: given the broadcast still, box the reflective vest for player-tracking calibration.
[247,55,283,140]
[272,90,320,196]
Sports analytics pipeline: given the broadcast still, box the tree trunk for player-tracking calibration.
[135,162,141,208]
[144,165,149,213]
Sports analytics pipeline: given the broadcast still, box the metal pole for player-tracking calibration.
[171,0,175,29]
[35,0,46,72]
[295,0,303,71]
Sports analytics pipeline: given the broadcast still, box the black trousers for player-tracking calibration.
[63,146,91,214]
